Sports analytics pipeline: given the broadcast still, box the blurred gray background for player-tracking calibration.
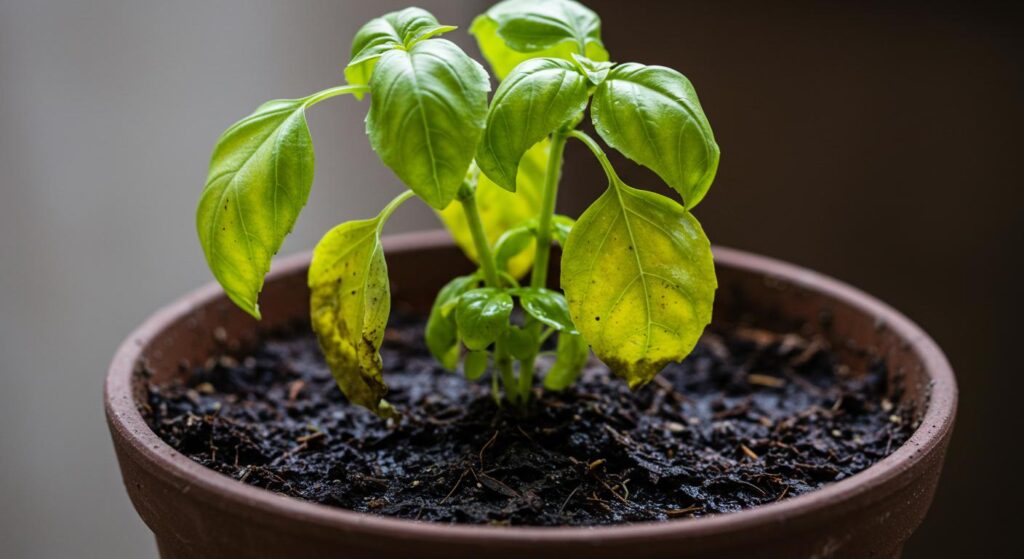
[0,1,1020,557]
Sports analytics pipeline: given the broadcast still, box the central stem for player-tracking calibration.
[459,183,500,288]
[517,130,570,400]
[458,182,520,404]
[530,131,569,289]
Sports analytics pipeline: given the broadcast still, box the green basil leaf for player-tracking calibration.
[463,350,489,380]
[493,223,536,274]
[455,287,513,350]
[560,179,716,388]
[570,52,613,85]
[437,140,548,278]
[503,325,536,361]
[426,274,480,369]
[544,332,588,390]
[470,0,609,80]
[514,287,578,334]
[552,214,575,245]
[345,7,456,92]
[307,192,412,417]
[367,39,489,210]
[476,58,589,191]
[591,63,720,209]
[197,97,316,319]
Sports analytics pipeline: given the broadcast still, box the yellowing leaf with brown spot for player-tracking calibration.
[560,179,716,388]
[308,193,410,417]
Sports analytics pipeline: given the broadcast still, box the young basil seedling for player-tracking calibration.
[196,0,720,416]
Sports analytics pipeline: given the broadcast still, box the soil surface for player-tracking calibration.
[144,314,915,526]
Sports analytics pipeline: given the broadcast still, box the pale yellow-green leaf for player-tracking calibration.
[561,179,716,388]
[437,140,548,278]
[197,97,315,319]
[344,7,457,96]
[470,12,608,81]
[307,193,411,417]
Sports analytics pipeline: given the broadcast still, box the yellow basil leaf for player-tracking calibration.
[561,179,716,388]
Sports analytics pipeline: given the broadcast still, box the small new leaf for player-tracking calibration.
[552,214,575,245]
[438,141,548,278]
[503,325,535,360]
[476,58,589,191]
[426,274,479,369]
[345,7,456,91]
[197,97,315,319]
[544,332,588,390]
[514,287,578,334]
[561,179,716,388]
[470,0,609,80]
[463,350,489,380]
[570,53,614,86]
[493,223,536,274]
[592,63,720,208]
[307,192,412,417]
[367,39,489,210]
[455,288,514,350]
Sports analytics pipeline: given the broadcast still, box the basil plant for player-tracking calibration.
[196,0,720,417]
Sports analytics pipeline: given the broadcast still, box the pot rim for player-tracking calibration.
[105,230,956,544]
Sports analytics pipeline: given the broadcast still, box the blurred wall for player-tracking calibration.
[0,1,1020,558]
[0,1,482,557]
[567,1,1023,556]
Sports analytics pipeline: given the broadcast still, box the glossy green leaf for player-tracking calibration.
[561,178,716,388]
[345,7,456,92]
[470,0,609,80]
[307,192,412,417]
[455,288,513,350]
[544,332,588,390]
[197,97,316,319]
[591,63,720,208]
[437,141,548,278]
[476,58,589,191]
[503,325,536,361]
[366,39,490,210]
[463,350,489,380]
[425,274,480,369]
[514,287,578,334]
[570,52,613,85]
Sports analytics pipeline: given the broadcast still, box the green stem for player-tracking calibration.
[376,190,415,225]
[516,131,571,401]
[458,183,500,288]
[457,183,520,404]
[567,130,620,184]
[303,84,370,107]
[531,131,569,289]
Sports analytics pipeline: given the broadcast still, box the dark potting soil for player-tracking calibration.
[144,314,916,526]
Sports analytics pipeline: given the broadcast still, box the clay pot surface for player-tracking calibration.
[106,231,956,559]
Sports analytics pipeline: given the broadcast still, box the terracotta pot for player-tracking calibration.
[105,231,956,559]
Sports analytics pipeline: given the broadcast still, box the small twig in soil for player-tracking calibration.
[559,485,583,515]
[479,430,499,470]
[296,431,325,444]
[478,472,520,498]
[747,373,786,388]
[440,468,471,505]
[287,380,305,403]
[739,443,760,460]
[664,505,703,517]
[595,476,630,505]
